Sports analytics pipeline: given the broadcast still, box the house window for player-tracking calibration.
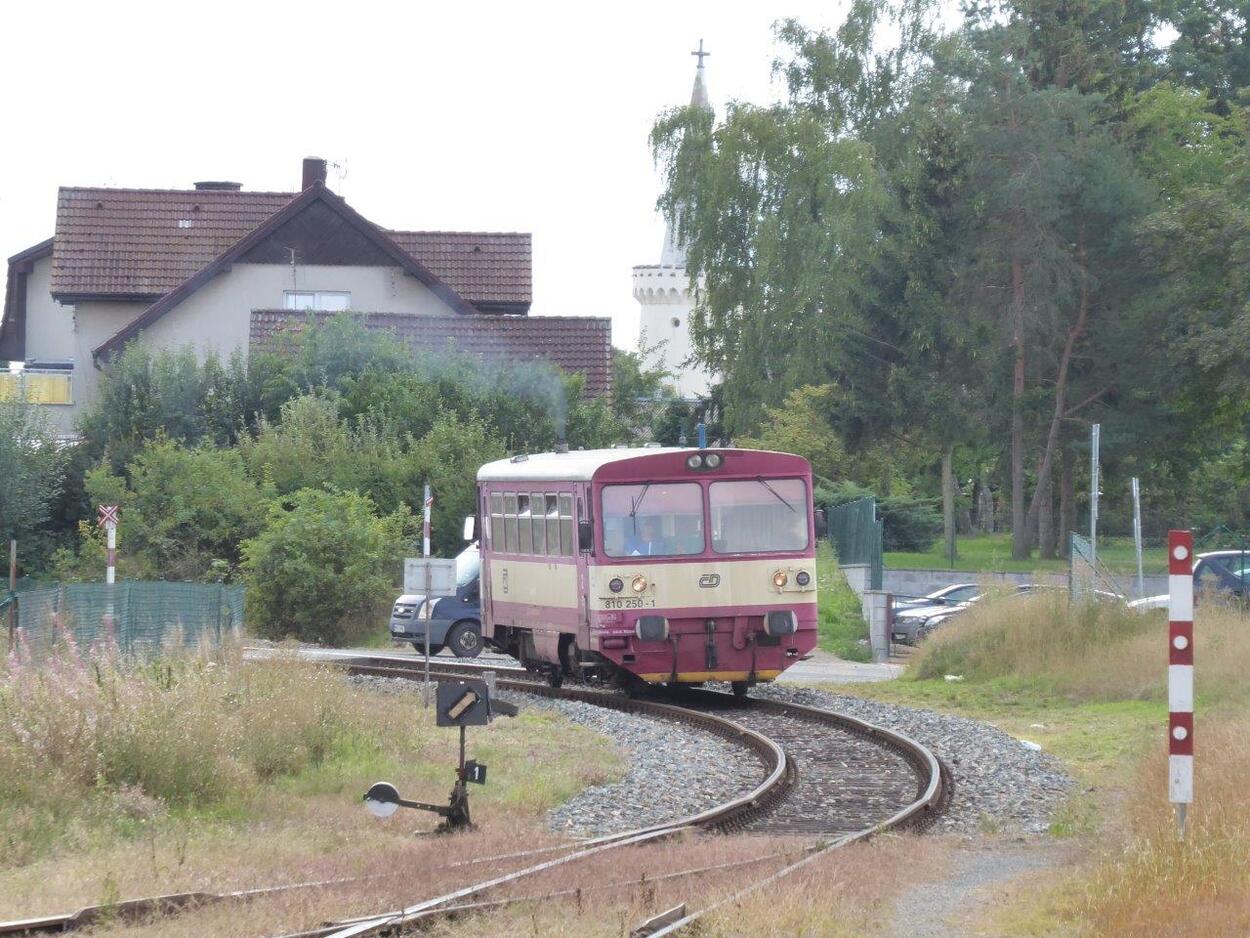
[283,291,351,311]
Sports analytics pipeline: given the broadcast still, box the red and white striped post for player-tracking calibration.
[1167,529,1194,837]
[422,483,433,706]
[423,484,433,559]
[98,505,120,635]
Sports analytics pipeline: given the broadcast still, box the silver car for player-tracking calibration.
[892,587,982,645]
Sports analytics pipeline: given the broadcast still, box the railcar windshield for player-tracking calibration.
[709,478,809,554]
[602,482,705,557]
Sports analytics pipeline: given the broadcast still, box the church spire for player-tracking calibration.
[661,41,712,267]
[690,39,711,110]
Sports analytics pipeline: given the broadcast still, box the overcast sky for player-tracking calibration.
[0,0,866,350]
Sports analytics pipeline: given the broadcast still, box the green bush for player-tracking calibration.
[816,480,941,552]
[408,412,506,556]
[242,488,412,644]
[78,345,268,467]
[0,400,67,571]
[81,438,271,582]
[240,392,408,504]
[815,543,870,660]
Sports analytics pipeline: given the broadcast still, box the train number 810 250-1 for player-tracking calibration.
[600,596,656,609]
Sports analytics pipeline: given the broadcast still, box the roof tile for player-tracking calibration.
[51,188,531,309]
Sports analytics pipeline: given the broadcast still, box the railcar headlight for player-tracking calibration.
[609,577,624,594]
[631,574,648,593]
[796,570,811,587]
[773,570,788,589]
[704,453,722,468]
[686,454,704,470]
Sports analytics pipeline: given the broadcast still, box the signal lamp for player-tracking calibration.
[609,577,624,593]
[631,574,648,593]
[704,453,723,468]
[686,454,704,470]
[772,570,789,589]
[796,570,811,587]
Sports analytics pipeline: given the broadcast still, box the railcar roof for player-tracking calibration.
[477,448,688,483]
[476,447,804,483]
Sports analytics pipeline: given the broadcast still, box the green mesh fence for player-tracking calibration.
[7,582,244,661]
[1068,532,1123,599]
[827,497,884,590]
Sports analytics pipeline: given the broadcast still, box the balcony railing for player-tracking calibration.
[0,368,73,405]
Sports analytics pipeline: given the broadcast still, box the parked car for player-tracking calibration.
[389,543,483,657]
[892,588,983,645]
[1129,549,1249,611]
[893,583,981,611]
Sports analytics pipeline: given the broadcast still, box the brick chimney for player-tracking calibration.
[302,157,328,189]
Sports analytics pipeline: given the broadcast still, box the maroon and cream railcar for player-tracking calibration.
[475,447,821,692]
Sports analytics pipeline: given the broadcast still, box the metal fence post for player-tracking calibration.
[7,539,15,652]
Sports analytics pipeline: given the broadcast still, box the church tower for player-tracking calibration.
[632,42,715,401]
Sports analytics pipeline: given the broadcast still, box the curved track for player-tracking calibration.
[304,654,946,937]
[0,650,947,938]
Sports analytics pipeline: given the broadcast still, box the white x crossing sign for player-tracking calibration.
[97,505,119,528]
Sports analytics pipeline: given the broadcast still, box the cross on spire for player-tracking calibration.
[692,39,710,68]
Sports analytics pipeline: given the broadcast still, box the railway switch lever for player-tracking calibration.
[363,680,500,832]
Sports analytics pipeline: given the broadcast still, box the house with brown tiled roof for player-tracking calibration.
[0,157,611,432]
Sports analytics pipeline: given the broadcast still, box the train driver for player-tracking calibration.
[627,516,669,556]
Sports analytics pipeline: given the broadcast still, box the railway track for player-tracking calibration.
[0,650,947,937]
[299,654,947,937]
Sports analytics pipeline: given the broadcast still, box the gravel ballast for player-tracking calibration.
[345,675,766,838]
[750,684,1074,834]
[495,691,766,837]
[346,673,1072,837]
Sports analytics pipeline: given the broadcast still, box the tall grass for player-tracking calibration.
[0,639,368,864]
[1071,719,1250,936]
[908,592,1250,703]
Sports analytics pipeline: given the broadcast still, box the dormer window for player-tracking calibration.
[284,291,351,311]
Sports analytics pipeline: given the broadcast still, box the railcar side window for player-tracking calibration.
[489,489,575,557]
[709,479,809,554]
[602,483,704,557]
[559,494,574,555]
[531,492,547,554]
[545,494,561,556]
[489,493,503,549]
[517,494,533,553]
[503,493,518,553]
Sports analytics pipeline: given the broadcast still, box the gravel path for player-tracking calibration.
[750,685,1074,834]
[496,691,766,837]
[887,837,1076,937]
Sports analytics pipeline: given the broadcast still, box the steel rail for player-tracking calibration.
[295,657,944,938]
[293,661,793,938]
[640,689,948,937]
[0,653,946,938]
[0,658,787,938]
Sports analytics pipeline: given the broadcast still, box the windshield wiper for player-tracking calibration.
[630,482,652,534]
[756,477,797,512]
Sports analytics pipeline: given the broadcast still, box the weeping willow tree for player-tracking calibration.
[650,1,985,552]
[649,3,938,434]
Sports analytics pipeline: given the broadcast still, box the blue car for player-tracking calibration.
[389,544,483,657]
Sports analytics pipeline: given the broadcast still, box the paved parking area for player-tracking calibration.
[775,649,902,684]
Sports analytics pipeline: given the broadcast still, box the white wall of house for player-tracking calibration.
[69,300,147,426]
[24,255,76,363]
[20,261,459,433]
[139,262,456,362]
